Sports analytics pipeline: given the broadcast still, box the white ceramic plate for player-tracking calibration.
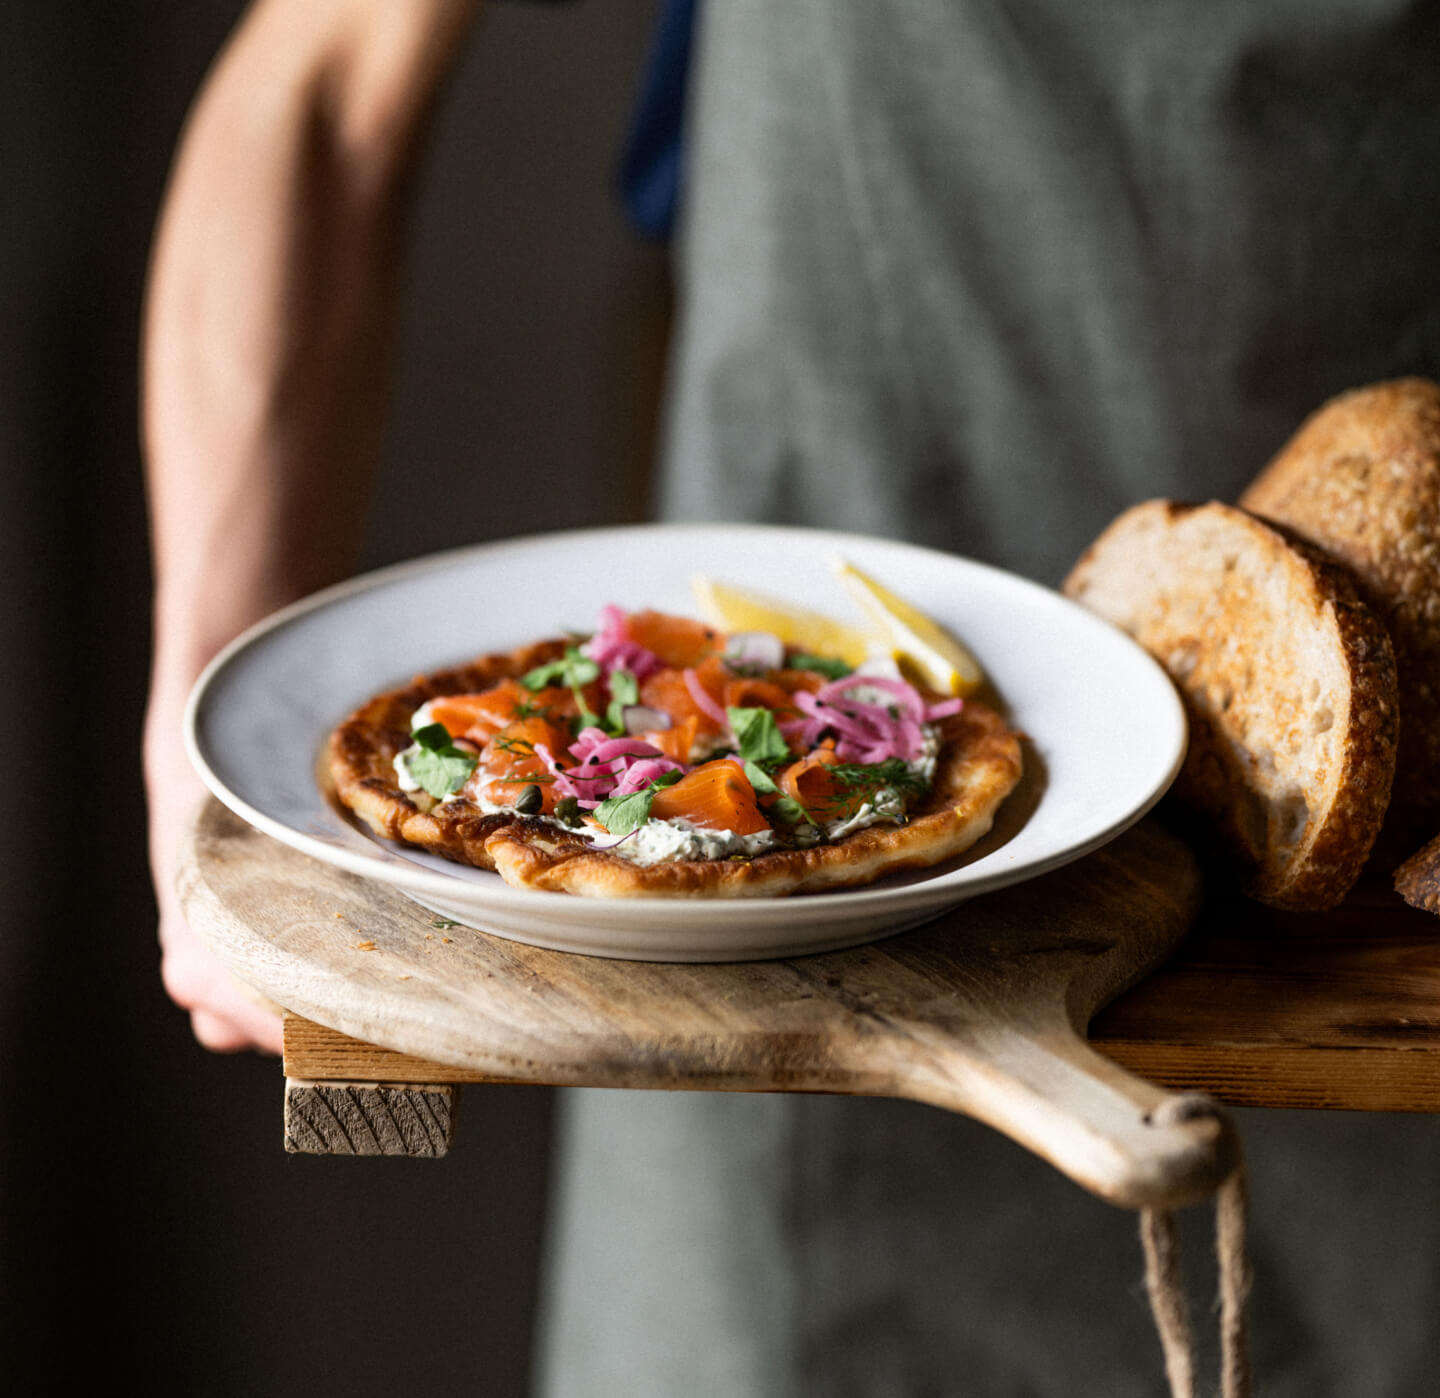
[186,523,1185,961]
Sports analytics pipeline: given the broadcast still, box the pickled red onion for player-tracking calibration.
[582,605,663,679]
[535,731,690,809]
[683,667,729,726]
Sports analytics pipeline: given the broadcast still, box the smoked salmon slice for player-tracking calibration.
[779,746,865,823]
[473,714,573,814]
[647,759,770,835]
[430,681,579,742]
[623,610,723,669]
[639,715,700,765]
[639,657,730,737]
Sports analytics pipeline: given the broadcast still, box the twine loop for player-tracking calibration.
[1139,1096,1253,1398]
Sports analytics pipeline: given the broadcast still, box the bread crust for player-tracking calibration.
[329,641,1024,898]
[1239,378,1440,854]
[1063,499,1398,911]
[1393,833,1440,915]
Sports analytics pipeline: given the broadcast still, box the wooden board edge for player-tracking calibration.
[283,1078,459,1156]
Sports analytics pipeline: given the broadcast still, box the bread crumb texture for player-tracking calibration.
[1064,499,1397,910]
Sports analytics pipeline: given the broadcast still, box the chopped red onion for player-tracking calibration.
[622,705,672,735]
[722,630,785,673]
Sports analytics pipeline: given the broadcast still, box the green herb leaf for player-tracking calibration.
[522,645,603,730]
[408,745,477,799]
[742,759,809,827]
[593,769,684,837]
[605,668,640,734]
[789,652,853,680]
[727,706,790,769]
[405,722,479,798]
[521,646,601,692]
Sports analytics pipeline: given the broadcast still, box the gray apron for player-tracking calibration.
[539,3,1440,1394]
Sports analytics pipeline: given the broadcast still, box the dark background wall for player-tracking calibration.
[1,4,661,1393]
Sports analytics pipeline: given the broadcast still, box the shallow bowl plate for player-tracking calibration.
[186,524,1185,960]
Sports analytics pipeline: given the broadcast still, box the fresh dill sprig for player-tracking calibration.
[828,759,928,799]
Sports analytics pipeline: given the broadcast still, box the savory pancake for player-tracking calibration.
[328,615,1023,899]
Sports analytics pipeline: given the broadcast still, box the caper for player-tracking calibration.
[514,783,544,816]
[554,796,583,827]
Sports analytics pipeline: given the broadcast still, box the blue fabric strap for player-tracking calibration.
[615,0,696,241]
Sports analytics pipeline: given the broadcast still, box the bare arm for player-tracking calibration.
[142,0,484,1050]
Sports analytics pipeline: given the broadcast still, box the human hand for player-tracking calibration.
[144,687,284,1054]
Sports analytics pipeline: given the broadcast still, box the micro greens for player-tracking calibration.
[407,722,477,799]
[788,652,853,680]
[592,769,684,837]
[727,706,790,770]
[522,646,602,729]
[604,668,640,734]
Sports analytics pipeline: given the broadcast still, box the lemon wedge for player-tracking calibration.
[691,574,876,668]
[832,558,985,696]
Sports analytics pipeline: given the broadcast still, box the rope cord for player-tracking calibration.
[1141,1206,1195,1398]
[1140,1097,1253,1398]
[1216,1168,1254,1398]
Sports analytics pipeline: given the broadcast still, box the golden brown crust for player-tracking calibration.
[1063,499,1398,911]
[328,642,1023,898]
[1394,832,1440,915]
[328,639,568,870]
[485,702,1022,898]
[1239,378,1440,854]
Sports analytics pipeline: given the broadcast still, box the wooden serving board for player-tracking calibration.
[181,799,1240,1209]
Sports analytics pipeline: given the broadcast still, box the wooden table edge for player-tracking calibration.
[282,1012,1440,1116]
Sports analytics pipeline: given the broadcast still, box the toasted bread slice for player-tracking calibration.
[1393,833,1440,915]
[1239,378,1440,854]
[1063,500,1397,910]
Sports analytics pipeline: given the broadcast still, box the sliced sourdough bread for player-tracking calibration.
[1238,377,1440,857]
[1063,500,1398,910]
[1394,834,1440,914]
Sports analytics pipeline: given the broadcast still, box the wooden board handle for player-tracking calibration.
[881,1021,1238,1208]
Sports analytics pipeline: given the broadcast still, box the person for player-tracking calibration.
[144,1,1440,1394]
[143,0,485,1053]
